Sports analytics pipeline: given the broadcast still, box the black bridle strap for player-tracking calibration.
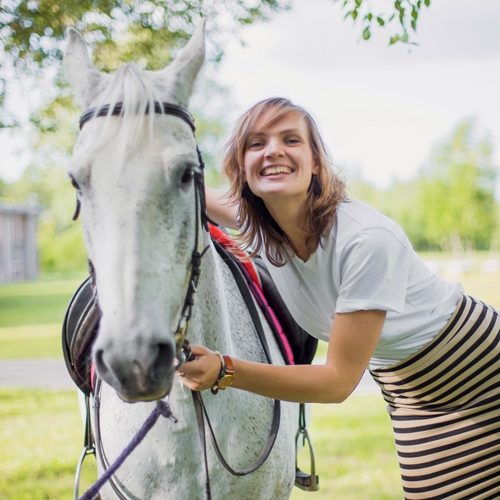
[79,102,196,132]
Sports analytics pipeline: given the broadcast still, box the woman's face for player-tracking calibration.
[243,111,319,207]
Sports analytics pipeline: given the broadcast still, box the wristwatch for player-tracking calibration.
[217,355,235,389]
[211,352,235,394]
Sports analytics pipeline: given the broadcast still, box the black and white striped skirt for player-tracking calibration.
[370,295,500,500]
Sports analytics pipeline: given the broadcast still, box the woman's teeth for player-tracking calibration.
[262,166,293,176]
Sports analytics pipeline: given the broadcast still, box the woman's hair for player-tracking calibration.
[222,97,347,266]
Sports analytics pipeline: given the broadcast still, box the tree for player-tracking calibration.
[417,119,498,254]
[347,174,432,251]
[332,0,432,45]
[0,0,287,128]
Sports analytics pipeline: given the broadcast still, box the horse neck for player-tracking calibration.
[187,231,235,352]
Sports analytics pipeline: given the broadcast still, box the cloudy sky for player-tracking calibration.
[213,0,500,192]
[2,0,499,194]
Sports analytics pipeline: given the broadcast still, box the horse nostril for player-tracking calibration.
[152,342,175,382]
[94,348,112,382]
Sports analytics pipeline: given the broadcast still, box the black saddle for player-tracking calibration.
[62,276,99,396]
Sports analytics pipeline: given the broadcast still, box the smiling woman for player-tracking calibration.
[222,98,347,266]
[181,97,500,500]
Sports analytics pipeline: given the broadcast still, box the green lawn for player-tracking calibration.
[0,273,87,359]
[0,388,97,500]
[0,387,400,500]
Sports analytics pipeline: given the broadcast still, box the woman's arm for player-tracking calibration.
[179,309,386,403]
[205,186,238,230]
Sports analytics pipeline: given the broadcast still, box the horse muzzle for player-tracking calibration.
[93,335,176,402]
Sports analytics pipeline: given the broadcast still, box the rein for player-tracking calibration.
[75,101,281,500]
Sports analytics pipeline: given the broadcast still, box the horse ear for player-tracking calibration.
[156,19,206,108]
[64,28,104,109]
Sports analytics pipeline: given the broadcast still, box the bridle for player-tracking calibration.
[75,102,281,500]
[78,101,209,371]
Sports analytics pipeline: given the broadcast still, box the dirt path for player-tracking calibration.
[0,359,75,390]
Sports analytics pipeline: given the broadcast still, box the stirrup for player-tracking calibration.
[74,445,97,500]
[295,425,319,491]
[295,467,319,491]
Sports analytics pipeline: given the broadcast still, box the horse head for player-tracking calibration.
[64,22,206,402]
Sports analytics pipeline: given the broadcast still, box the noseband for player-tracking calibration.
[78,101,210,373]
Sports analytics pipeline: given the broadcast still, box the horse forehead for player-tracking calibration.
[74,117,198,179]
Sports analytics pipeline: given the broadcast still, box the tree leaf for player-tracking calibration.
[376,16,385,26]
[363,26,371,40]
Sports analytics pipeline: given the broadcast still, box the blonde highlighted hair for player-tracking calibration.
[222,98,347,266]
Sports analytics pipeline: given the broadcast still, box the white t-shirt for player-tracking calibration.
[261,199,464,370]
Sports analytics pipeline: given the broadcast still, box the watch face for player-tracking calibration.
[218,374,234,389]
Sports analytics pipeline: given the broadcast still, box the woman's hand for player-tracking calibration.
[176,345,221,391]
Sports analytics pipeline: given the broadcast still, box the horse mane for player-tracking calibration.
[88,63,164,157]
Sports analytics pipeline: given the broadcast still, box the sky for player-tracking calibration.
[212,0,500,192]
[1,0,499,194]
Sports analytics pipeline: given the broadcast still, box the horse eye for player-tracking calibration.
[70,176,80,191]
[181,168,195,185]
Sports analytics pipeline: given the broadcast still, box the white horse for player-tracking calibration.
[64,22,296,499]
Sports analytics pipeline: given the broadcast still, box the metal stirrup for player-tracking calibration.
[74,395,96,500]
[294,402,319,491]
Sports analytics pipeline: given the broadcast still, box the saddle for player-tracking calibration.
[62,275,98,397]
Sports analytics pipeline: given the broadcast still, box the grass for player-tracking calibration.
[0,274,86,327]
[0,388,97,500]
[291,397,402,500]
[0,387,399,500]
[0,273,87,359]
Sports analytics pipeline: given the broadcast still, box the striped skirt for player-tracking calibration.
[370,295,500,500]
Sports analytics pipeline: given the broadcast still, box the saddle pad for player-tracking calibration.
[209,224,317,366]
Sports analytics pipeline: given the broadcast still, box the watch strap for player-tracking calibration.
[211,352,234,394]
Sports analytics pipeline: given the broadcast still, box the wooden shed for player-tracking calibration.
[0,201,41,283]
